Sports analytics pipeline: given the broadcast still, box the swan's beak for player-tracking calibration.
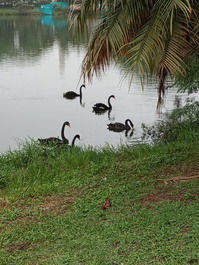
[68,123,71,128]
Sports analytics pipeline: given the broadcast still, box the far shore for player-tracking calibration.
[0,7,70,16]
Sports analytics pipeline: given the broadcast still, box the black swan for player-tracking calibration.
[63,84,85,99]
[92,95,115,112]
[71,134,80,147]
[107,119,134,132]
[38,121,71,145]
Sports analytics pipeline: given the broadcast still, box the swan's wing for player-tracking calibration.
[38,137,63,145]
[93,103,109,112]
[63,91,79,98]
[107,122,127,132]
[109,122,124,128]
[93,103,107,108]
[62,138,69,145]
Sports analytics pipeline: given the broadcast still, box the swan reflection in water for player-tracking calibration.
[79,96,85,107]
[93,109,113,120]
[125,129,134,138]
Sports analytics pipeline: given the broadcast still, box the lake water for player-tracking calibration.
[0,16,194,153]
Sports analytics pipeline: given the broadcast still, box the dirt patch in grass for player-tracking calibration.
[141,185,198,208]
[150,257,166,264]
[158,165,199,178]
[7,241,37,252]
[0,190,82,225]
[180,225,191,234]
[13,189,82,215]
[141,191,182,208]
[0,199,8,210]
[8,196,74,217]
[38,195,75,215]
[0,215,36,225]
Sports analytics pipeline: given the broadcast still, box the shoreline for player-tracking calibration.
[0,7,69,16]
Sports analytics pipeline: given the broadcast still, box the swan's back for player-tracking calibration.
[93,103,109,110]
[63,84,85,99]
[107,119,133,132]
[107,122,127,132]
[93,94,115,111]
[38,137,63,145]
[63,91,79,98]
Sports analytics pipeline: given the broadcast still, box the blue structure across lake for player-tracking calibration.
[41,15,68,28]
[41,2,70,15]
[41,4,54,15]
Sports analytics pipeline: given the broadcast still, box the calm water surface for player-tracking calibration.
[0,16,194,153]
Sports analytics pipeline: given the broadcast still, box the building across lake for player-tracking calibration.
[40,1,70,15]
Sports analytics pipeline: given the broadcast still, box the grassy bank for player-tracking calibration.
[0,8,41,16]
[0,140,198,264]
[0,102,199,264]
[0,7,68,16]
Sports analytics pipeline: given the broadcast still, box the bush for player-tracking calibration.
[175,54,199,94]
[142,101,199,144]
[15,2,33,9]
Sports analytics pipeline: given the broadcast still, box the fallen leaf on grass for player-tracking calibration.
[100,200,112,210]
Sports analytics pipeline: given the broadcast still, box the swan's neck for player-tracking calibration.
[79,87,82,97]
[61,123,67,142]
[108,97,113,109]
[79,85,84,97]
[71,135,79,146]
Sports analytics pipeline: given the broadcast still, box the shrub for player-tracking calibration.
[142,101,199,144]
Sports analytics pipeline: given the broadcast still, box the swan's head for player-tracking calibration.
[110,95,115,99]
[64,121,71,128]
[75,134,80,140]
[127,119,134,128]
[80,84,86,88]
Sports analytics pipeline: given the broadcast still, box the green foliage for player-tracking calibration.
[142,101,199,144]
[175,54,199,94]
[0,8,19,15]
[15,1,34,9]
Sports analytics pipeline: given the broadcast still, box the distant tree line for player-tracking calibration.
[0,0,73,8]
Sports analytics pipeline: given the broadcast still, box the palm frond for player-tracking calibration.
[71,0,199,97]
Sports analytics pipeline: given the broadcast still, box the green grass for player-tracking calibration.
[0,138,198,265]
[0,8,42,16]
[0,8,19,15]
[0,7,69,16]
